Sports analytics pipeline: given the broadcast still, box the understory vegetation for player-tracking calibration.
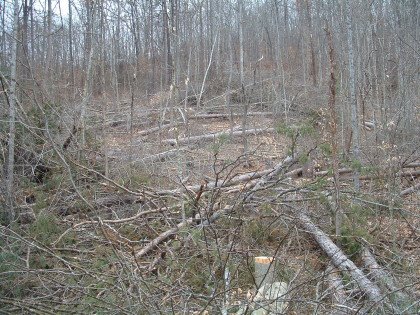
[1,0,419,313]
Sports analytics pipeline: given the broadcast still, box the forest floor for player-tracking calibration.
[2,91,419,314]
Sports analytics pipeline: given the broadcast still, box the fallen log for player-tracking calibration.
[137,122,179,137]
[244,156,294,201]
[360,170,420,181]
[361,247,411,306]
[189,111,273,120]
[162,128,275,146]
[158,167,274,196]
[136,157,293,257]
[404,162,420,168]
[325,264,355,315]
[133,148,187,164]
[400,182,420,197]
[296,211,390,309]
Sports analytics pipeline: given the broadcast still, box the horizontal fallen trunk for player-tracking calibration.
[400,182,420,196]
[136,158,293,257]
[162,128,275,146]
[290,167,419,181]
[296,211,388,308]
[404,162,420,168]
[360,170,420,181]
[133,148,187,164]
[137,122,179,137]
[189,111,273,120]
[158,168,274,196]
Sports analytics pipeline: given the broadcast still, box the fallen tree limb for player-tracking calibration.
[404,162,420,168]
[325,264,355,315]
[133,148,188,164]
[296,211,389,308]
[360,170,420,181]
[136,158,294,257]
[400,182,420,197]
[158,167,274,196]
[288,167,419,181]
[135,219,192,259]
[137,122,179,137]
[244,156,294,201]
[53,208,166,247]
[162,128,275,146]
[361,247,411,306]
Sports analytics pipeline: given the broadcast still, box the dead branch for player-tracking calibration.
[135,219,192,260]
[53,208,165,247]
[244,156,294,201]
[400,182,420,196]
[158,167,274,196]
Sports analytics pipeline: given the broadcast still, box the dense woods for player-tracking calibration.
[0,0,419,313]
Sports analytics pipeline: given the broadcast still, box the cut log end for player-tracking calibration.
[255,256,274,264]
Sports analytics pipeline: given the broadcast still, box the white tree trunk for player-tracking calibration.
[297,212,387,308]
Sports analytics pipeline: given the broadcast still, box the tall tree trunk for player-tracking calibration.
[0,0,6,64]
[22,0,30,73]
[162,0,173,86]
[344,1,360,191]
[326,24,341,243]
[4,0,20,224]
[305,0,317,86]
[45,0,52,75]
[30,0,34,63]
[68,0,75,88]
[238,0,248,164]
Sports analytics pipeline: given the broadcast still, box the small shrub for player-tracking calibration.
[243,220,270,246]
[29,212,62,244]
[319,143,332,157]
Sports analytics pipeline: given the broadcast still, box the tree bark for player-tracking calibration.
[296,211,389,308]
[162,128,275,146]
[4,0,20,224]
[325,24,341,242]
[344,1,360,191]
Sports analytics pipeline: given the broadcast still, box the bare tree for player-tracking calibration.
[4,0,20,224]
[344,0,360,191]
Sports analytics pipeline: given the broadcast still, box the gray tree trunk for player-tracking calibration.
[4,0,20,224]
[344,1,360,191]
